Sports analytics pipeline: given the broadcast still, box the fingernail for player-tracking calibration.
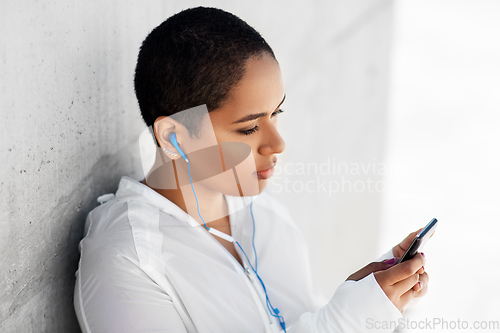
[418,281,422,290]
[421,252,425,257]
[422,266,425,271]
[384,258,396,265]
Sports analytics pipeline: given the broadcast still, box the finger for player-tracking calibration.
[414,227,424,235]
[414,283,428,298]
[400,284,417,305]
[346,261,395,281]
[395,228,424,255]
[413,271,429,297]
[405,228,423,242]
[382,257,399,266]
[386,253,425,285]
[418,271,429,286]
[393,272,420,296]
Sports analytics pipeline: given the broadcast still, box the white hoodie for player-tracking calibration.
[74,176,402,333]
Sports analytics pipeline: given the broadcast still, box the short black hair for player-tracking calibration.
[134,6,276,141]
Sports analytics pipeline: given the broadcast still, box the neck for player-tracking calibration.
[141,149,230,230]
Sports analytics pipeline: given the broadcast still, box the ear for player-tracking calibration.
[153,116,188,160]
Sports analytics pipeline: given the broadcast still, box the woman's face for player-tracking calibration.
[182,53,286,196]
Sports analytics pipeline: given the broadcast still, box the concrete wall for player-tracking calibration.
[0,1,393,332]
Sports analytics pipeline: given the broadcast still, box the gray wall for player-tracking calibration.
[0,1,393,332]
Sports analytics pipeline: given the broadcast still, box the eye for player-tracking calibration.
[272,109,284,117]
[238,109,284,135]
[240,126,259,135]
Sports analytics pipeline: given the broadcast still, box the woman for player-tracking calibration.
[74,6,428,333]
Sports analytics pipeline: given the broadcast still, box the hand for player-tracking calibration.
[346,257,398,282]
[374,252,426,313]
[392,228,432,299]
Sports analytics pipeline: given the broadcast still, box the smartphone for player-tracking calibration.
[398,218,438,263]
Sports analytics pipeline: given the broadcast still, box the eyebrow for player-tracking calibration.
[232,94,286,124]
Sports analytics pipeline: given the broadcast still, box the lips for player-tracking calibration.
[256,167,274,180]
[254,157,277,180]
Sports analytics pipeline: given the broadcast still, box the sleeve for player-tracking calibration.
[283,240,401,332]
[286,272,403,333]
[269,198,402,333]
[74,214,188,333]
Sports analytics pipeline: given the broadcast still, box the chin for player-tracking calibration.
[221,176,268,197]
[197,168,271,197]
[247,177,269,196]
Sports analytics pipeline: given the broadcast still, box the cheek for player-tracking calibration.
[175,141,262,196]
[216,143,264,196]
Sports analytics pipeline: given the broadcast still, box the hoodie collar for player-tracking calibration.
[115,176,255,228]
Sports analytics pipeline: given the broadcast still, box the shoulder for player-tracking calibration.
[78,199,141,278]
[85,197,129,237]
[82,196,155,261]
[86,191,166,236]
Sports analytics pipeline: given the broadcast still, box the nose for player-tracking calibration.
[258,122,286,155]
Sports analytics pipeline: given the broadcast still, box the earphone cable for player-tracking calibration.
[187,159,286,332]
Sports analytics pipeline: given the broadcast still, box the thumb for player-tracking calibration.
[382,257,400,266]
[346,259,398,281]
